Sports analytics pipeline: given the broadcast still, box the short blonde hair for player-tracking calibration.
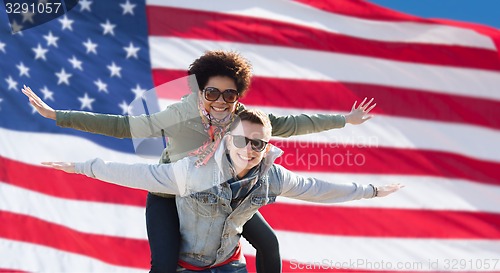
[230,109,272,138]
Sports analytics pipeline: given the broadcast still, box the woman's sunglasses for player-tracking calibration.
[231,135,268,152]
[203,87,239,103]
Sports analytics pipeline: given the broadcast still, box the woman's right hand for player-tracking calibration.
[21,85,57,120]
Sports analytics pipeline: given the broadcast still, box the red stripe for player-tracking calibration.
[294,0,432,22]
[0,269,29,273]
[275,144,500,186]
[0,156,146,207]
[296,0,500,59]
[260,204,500,239]
[146,6,500,71]
[152,69,500,130]
[10,207,491,272]
[0,211,149,269]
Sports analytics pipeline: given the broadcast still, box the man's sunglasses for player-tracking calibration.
[203,87,239,103]
[231,135,268,152]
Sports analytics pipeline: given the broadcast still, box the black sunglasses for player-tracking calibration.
[203,87,239,103]
[231,135,268,152]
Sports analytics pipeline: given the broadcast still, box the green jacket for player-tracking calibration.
[56,92,345,163]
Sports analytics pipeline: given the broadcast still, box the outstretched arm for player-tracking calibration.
[270,165,403,203]
[22,85,183,139]
[42,159,188,195]
[268,97,376,137]
[22,85,133,138]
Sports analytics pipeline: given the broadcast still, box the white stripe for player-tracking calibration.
[149,37,500,101]
[0,127,157,165]
[146,0,496,50]
[274,172,500,214]
[157,99,500,163]
[0,183,147,239]
[0,238,147,273]
[241,232,500,271]
[264,106,500,163]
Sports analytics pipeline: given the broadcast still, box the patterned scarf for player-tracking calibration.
[225,154,262,208]
[190,97,238,167]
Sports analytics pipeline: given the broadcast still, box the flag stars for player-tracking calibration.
[100,19,116,36]
[43,31,59,47]
[83,38,98,54]
[55,68,72,85]
[118,100,133,115]
[11,20,24,33]
[107,62,122,78]
[6,76,18,91]
[22,12,36,24]
[124,42,140,59]
[120,0,136,15]
[0,41,6,53]
[94,79,108,93]
[0,98,3,111]
[131,84,146,99]
[32,43,48,60]
[40,86,54,101]
[79,0,92,12]
[16,62,30,77]
[78,93,95,110]
[68,56,83,70]
[59,15,74,31]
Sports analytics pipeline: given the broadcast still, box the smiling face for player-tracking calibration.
[200,75,239,120]
[227,120,271,178]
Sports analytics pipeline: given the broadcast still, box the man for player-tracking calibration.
[44,109,402,272]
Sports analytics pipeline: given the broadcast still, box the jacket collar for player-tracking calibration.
[182,92,200,116]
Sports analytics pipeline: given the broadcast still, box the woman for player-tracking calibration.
[23,50,376,273]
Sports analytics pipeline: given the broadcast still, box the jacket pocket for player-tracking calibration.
[189,192,220,217]
[250,195,277,207]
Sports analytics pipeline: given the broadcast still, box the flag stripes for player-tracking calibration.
[2,0,500,271]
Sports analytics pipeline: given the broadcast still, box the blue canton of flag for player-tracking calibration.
[0,0,153,153]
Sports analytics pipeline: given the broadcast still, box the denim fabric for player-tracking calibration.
[177,261,248,273]
[146,192,280,273]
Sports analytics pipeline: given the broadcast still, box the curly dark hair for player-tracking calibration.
[188,50,252,97]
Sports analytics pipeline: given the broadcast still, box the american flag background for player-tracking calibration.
[1,0,500,272]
